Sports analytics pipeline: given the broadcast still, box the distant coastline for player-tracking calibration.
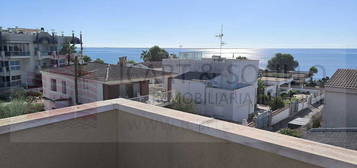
[85,47,357,49]
[84,48,357,78]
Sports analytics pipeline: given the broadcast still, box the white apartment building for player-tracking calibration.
[0,27,78,91]
[163,56,259,123]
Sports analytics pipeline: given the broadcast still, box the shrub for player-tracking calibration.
[0,99,44,119]
[278,128,302,138]
[0,99,27,118]
[25,91,42,98]
[257,94,269,105]
[311,115,322,128]
[10,89,26,99]
[288,90,299,97]
[167,93,196,114]
[280,92,289,98]
[268,96,285,111]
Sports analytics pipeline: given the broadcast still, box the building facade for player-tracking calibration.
[0,27,78,90]
[41,63,174,109]
[323,69,357,128]
[163,57,259,123]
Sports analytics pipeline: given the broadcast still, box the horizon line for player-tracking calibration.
[83,46,357,49]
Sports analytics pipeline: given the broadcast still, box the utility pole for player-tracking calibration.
[216,24,225,57]
[80,31,83,64]
[73,31,79,105]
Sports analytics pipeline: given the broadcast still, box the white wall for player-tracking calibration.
[172,78,256,123]
[271,108,290,125]
[323,88,357,128]
[41,71,104,109]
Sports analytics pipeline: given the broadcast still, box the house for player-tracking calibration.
[291,71,311,86]
[163,56,259,123]
[0,27,79,91]
[261,70,310,88]
[260,76,293,97]
[322,69,357,128]
[41,62,174,109]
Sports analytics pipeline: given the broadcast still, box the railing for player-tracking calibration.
[262,72,293,78]
[5,51,30,57]
[0,81,21,88]
[128,91,172,106]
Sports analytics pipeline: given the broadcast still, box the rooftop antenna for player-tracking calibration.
[215,24,225,57]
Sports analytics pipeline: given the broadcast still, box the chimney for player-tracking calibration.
[118,56,127,66]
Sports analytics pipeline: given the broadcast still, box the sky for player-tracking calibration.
[1,0,357,48]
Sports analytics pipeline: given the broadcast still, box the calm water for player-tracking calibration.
[84,48,357,78]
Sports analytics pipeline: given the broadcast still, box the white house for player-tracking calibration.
[323,69,357,128]
[260,76,293,97]
[41,62,174,110]
[163,56,259,123]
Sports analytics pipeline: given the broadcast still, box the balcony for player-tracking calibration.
[37,51,55,59]
[0,81,21,88]
[1,51,30,59]
[0,99,356,168]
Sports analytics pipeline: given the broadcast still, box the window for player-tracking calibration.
[62,81,67,94]
[51,79,57,91]
[11,75,21,80]
[82,80,89,90]
[10,61,20,71]
[59,59,65,64]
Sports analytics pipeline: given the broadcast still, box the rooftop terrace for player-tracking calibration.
[0,99,356,168]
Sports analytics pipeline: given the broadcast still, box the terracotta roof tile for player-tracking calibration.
[42,62,173,82]
[326,69,357,90]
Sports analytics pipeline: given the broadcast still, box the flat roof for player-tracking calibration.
[260,77,293,82]
[175,71,220,81]
[0,99,356,167]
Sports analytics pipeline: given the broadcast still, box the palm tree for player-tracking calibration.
[309,66,318,82]
[141,46,169,62]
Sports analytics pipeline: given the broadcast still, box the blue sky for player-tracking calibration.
[1,0,357,48]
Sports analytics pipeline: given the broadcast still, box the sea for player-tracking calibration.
[84,48,357,79]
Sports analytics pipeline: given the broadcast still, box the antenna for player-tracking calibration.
[215,24,225,57]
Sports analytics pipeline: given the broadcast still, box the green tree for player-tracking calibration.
[236,56,247,60]
[83,55,92,63]
[168,93,196,114]
[257,79,269,104]
[59,42,77,65]
[257,79,265,95]
[319,76,330,88]
[93,58,105,64]
[267,53,299,72]
[268,96,285,111]
[309,66,318,82]
[141,46,169,62]
[127,60,137,64]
